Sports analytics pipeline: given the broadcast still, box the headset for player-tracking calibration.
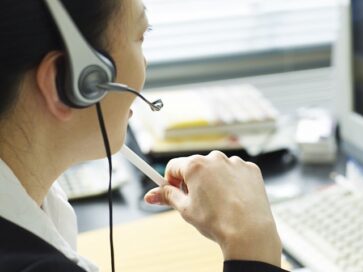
[43,0,163,111]
[42,1,163,271]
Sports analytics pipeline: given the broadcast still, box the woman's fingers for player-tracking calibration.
[144,185,189,214]
[144,187,163,205]
[164,158,188,187]
[164,155,206,186]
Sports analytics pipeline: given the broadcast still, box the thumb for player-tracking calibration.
[145,185,189,212]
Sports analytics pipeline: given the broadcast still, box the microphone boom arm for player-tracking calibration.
[97,82,163,111]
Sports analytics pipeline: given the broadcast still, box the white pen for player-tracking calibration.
[121,145,167,187]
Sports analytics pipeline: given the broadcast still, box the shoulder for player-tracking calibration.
[0,256,85,272]
[0,217,86,272]
[0,252,85,272]
[20,256,86,272]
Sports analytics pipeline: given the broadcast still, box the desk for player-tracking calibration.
[72,148,346,232]
[72,68,345,270]
[72,67,339,232]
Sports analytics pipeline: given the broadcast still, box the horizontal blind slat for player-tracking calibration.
[143,0,339,64]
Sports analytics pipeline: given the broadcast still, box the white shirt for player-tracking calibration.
[0,159,99,272]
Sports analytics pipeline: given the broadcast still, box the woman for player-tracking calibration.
[0,0,287,271]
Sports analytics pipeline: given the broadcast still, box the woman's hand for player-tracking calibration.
[144,151,282,267]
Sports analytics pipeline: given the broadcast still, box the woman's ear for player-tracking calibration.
[36,51,73,122]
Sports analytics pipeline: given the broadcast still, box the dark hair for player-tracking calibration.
[0,0,119,117]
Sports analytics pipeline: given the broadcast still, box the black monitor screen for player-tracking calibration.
[352,0,363,116]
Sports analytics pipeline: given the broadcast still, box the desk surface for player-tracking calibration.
[78,210,296,272]
[78,211,224,272]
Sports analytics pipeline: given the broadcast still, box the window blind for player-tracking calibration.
[142,0,339,87]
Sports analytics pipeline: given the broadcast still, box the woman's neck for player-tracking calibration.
[0,122,71,206]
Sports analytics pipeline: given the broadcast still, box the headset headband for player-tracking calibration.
[43,0,116,108]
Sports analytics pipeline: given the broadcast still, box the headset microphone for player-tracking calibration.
[43,0,163,111]
[97,83,163,111]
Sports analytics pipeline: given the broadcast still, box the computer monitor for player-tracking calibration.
[335,0,363,164]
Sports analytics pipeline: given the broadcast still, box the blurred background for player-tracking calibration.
[74,1,363,271]
[142,0,337,87]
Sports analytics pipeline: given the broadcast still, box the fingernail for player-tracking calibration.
[147,194,161,204]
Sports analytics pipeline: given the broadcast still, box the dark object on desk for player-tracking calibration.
[149,148,249,163]
[146,148,293,175]
[256,150,297,176]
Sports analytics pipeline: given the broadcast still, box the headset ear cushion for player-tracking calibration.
[56,57,84,109]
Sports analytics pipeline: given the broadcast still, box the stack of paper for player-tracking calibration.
[130,83,280,156]
[295,109,337,164]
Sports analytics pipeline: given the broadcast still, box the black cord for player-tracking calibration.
[96,103,116,272]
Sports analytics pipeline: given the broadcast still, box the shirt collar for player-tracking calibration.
[0,159,98,272]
